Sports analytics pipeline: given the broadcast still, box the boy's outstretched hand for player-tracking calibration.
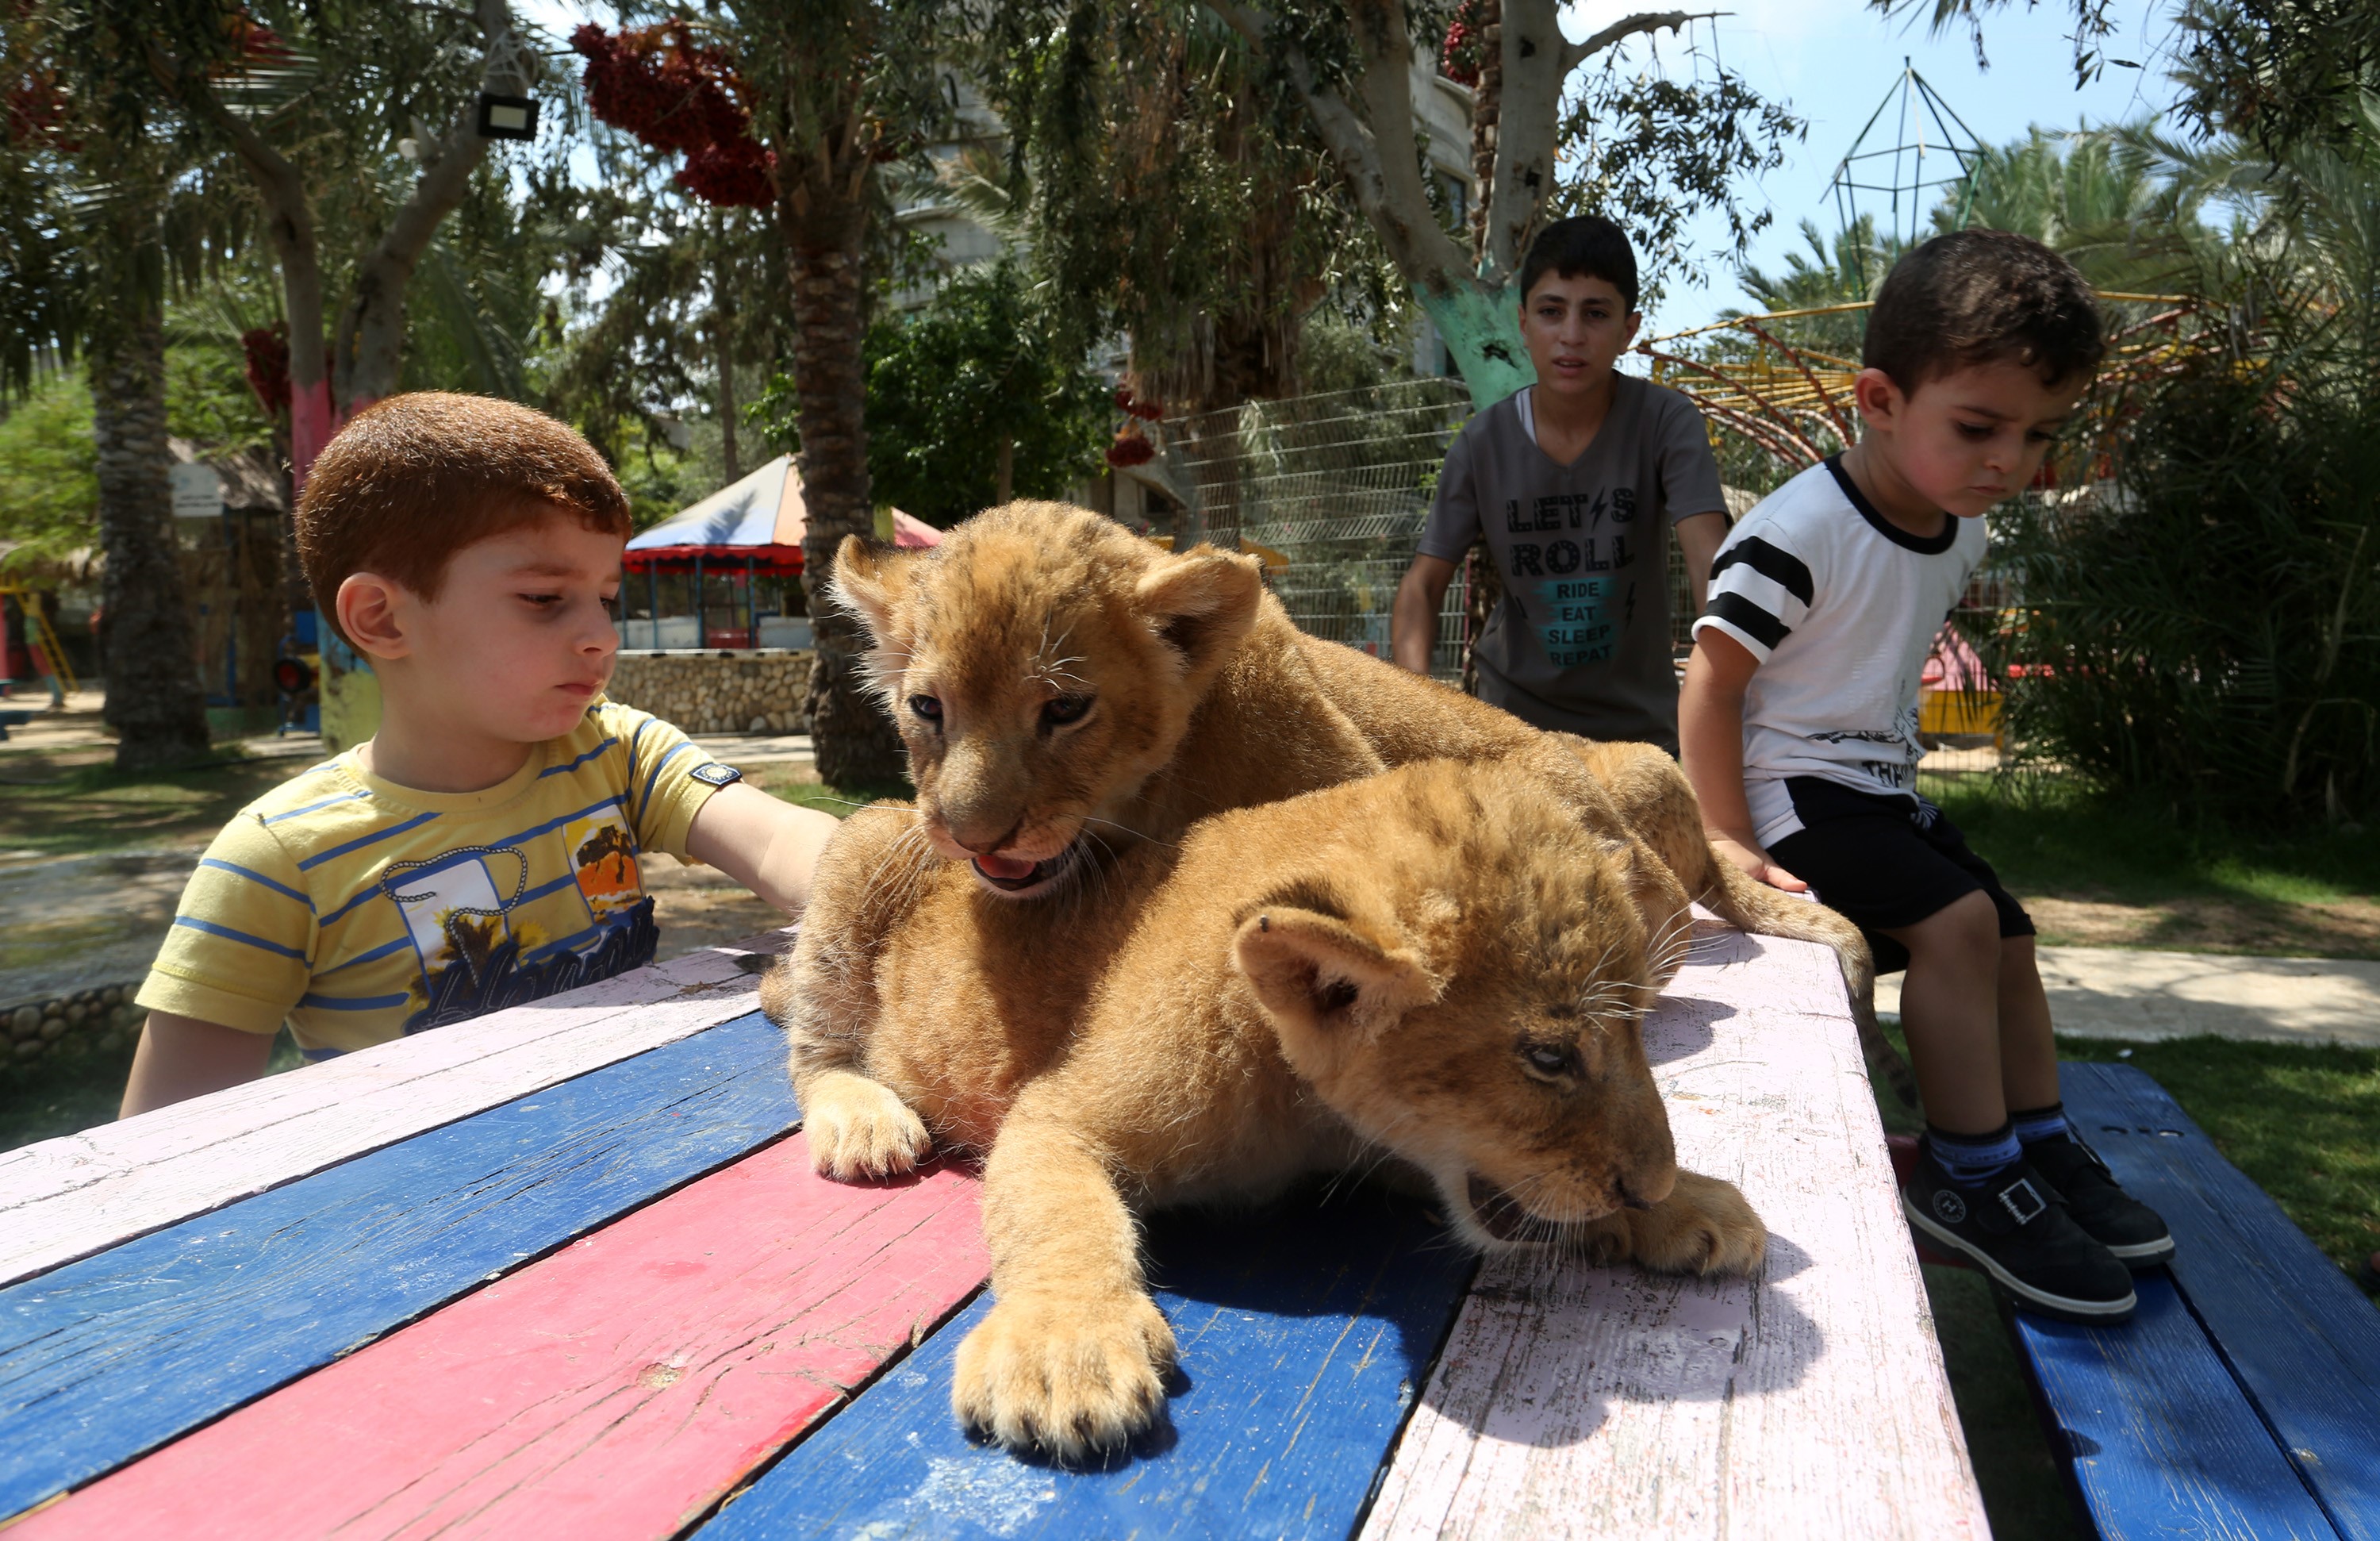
[683,781,843,917]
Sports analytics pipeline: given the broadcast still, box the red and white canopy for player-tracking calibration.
[623,455,940,575]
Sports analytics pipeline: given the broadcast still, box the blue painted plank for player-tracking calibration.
[2015,1273,2338,1541]
[699,1187,1476,1540]
[0,1010,795,1523]
[2063,1062,2380,1541]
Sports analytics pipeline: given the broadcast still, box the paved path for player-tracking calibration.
[1877,946,2380,1047]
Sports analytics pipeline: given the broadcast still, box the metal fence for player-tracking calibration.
[1161,379,1476,680]
[1162,377,1736,678]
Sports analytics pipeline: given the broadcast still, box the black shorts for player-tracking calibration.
[1764,777,2033,976]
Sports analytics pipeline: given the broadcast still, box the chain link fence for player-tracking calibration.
[1160,377,1734,681]
[1159,379,1476,680]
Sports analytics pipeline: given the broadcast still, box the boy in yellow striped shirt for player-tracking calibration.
[121,394,842,1116]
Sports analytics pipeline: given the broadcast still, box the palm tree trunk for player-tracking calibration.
[786,220,905,787]
[716,315,741,484]
[89,296,211,770]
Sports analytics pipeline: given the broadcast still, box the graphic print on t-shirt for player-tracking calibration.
[566,808,643,918]
[382,831,658,1035]
[1501,484,1639,667]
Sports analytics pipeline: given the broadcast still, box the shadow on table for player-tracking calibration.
[1643,991,1729,1064]
[1403,1226,1824,1451]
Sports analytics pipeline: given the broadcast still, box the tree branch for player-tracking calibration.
[1480,2,1721,282]
[182,84,329,400]
[335,0,531,402]
[1205,0,1470,294]
[1557,10,1717,77]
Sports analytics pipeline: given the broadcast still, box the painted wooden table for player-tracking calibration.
[0,916,1985,1539]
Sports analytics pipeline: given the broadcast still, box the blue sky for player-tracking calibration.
[1573,0,2186,331]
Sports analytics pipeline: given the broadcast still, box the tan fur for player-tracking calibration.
[776,759,1766,1458]
[811,500,1900,1092]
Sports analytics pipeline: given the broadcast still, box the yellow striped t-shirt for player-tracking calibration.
[136,703,738,1057]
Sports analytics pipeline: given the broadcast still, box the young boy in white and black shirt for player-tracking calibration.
[1680,231,2171,1324]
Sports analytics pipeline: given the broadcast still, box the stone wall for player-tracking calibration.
[605,651,815,736]
[7,984,141,1068]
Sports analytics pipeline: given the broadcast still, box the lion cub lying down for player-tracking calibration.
[766,756,1765,1458]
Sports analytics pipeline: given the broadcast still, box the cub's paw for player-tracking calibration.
[804,1074,933,1181]
[1626,1170,1768,1276]
[951,1292,1177,1460]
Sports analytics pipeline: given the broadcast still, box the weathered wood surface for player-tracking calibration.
[2045,1063,2379,1541]
[0,1011,798,1523]
[1361,921,1988,1541]
[2016,1274,2340,1541]
[0,932,788,1287]
[699,1189,1477,1540]
[13,1133,988,1541]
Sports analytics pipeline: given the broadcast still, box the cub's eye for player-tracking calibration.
[1520,1041,1581,1081]
[1042,694,1092,727]
[908,694,943,724]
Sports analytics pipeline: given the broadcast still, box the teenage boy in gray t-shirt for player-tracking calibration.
[1391,216,1729,752]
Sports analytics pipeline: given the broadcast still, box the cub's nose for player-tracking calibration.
[954,824,1022,858]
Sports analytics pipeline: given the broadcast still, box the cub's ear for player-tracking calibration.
[1233,905,1440,1037]
[828,536,900,648]
[1134,549,1261,679]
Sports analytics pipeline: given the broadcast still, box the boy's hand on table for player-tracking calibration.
[1706,832,1808,893]
[684,780,843,917]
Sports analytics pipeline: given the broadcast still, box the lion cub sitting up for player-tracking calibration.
[768,756,1765,1459]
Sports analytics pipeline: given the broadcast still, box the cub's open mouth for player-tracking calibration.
[1466,1173,1540,1243]
[967,840,1081,897]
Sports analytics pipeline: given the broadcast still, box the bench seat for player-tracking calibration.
[2008,1062,2380,1541]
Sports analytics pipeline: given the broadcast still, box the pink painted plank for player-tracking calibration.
[1361,918,1987,1541]
[13,1129,986,1541]
[0,931,792,1287]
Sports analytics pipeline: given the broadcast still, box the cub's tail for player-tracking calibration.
[1699,858,1917,1107]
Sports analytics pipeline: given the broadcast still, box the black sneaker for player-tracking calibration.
[1902,1139,2137,1323]
[2023,1133,2175,1268]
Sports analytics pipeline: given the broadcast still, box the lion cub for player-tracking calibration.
[766,756,1765,1459]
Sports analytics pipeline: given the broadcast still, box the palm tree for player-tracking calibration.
[84,187,213,767]
[4,6,223,769]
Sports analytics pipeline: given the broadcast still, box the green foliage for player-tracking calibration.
[0,374,98,571]
[1551,56,1803,306]
[967,1,1405,412]
[753,262,1109,528]
[1952,118,2380,827]
[1882,0,2378,161]
[163,332,274,459]
[1980,365,2380,824]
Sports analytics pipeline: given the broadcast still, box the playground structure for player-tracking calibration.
[0,586,75,698]
[1637,293,2226,474]
[1825,63,1989,278]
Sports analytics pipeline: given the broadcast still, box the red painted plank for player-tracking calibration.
[14,1134,986,1541]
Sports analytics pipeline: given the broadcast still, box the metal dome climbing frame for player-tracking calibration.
[1828,63,1989,277]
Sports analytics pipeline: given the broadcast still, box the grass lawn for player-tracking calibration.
[0,747,311,859]
[1925,772,2380,958]
[1865,1021,2380,1540]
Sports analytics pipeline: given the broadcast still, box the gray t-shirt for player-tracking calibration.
[1418,376,1725,748]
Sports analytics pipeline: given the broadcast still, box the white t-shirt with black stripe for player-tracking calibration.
[1691,456,1987,846]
